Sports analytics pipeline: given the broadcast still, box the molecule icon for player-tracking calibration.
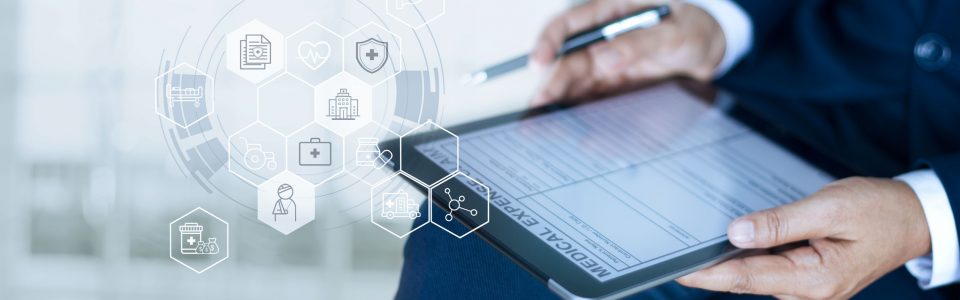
[443,187,477,221]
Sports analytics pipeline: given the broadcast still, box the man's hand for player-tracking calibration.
[530,0,726,106]
[677,177,932,299]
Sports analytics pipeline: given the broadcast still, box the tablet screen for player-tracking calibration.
[414,84,834,282]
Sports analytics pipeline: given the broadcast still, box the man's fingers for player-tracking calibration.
[530,15,569,68]
[533,22,667,105]
[678,247,845,299]
[531,1,614,67]
[531,0,675,104]
[531,3,594,67]
[532,51,594,106]
[585,42,626,77]
[728,194,844,249]
[530,0,657,68]
[586,27,665,80]
[677,255,809,296]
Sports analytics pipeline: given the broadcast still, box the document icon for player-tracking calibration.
[240,34,271,70]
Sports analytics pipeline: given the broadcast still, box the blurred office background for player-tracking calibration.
[0,0,571,299]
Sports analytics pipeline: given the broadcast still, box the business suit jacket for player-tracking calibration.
[716,0,959,292]
[393,2,960,298]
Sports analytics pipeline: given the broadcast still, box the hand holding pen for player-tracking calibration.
[466,2,727,106]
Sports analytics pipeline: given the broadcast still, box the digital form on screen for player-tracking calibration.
[415,84,835,282]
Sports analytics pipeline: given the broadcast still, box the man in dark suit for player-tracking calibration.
[397,0,959,298]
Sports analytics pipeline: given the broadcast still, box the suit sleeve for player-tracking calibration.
[730,0,801,57]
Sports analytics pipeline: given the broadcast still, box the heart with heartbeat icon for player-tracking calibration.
[297,41,331,70]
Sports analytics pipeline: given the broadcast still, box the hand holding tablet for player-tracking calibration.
[384,83,845,299]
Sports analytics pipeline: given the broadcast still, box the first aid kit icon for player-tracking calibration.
[299,137,332,166]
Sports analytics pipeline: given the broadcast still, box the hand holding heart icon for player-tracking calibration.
[296,41,331,70]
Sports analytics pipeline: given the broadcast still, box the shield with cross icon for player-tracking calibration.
[356,38,389,73]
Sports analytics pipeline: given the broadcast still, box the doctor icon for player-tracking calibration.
[272,183,297,222]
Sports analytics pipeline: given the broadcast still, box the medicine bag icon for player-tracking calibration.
[168,207,229,274]
[178,222,220,255]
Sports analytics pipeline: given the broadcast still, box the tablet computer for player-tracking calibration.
[380,82,856,299]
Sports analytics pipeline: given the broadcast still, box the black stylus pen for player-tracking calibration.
[463,4,671,85]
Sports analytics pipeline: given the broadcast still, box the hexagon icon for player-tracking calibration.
[258,171,316,235]
[226,20,285,83]
[344,23,402,86]
[154,63,214,128]
[258,73,316,135]
[286,122,345,185]
[429,172,490,238]
[387,0,445,29]
[228,122,286,186]
[286,22,343,86]
[315,72,373,135]
[371,173,429,238]
[345,121,400,186]
[399,120,459,187]
[169,207,229,274]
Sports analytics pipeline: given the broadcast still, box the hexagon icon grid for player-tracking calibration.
[315,72,374,136]
[286,22,344,86]
[226,20,286,83]
[370,172,430,238]
[429,172,490,238]
[154,63,214,128]
[386,0,445,29]
[344,23,403,86]
[399,120,459,187]
[228,122,287,187]
[258,171,316,235]
[286,122,346,186]
[257,73,316,135]
[169,207,229,274]
[345,121,400,186]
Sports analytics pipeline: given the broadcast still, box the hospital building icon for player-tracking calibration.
[327,88,360,120]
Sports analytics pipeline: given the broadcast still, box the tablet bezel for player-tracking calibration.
[379,83,859,299]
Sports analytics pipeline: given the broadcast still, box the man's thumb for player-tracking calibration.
[727,198,836,249]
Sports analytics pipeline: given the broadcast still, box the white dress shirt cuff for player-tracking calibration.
[685,0,753,77]
[896,169,960,289]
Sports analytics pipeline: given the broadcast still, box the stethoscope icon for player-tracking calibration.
[443,188,478,221]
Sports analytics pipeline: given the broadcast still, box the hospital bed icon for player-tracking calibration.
[166,84,204,108]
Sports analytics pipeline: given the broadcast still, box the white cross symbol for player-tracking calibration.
[187,236,196,245]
